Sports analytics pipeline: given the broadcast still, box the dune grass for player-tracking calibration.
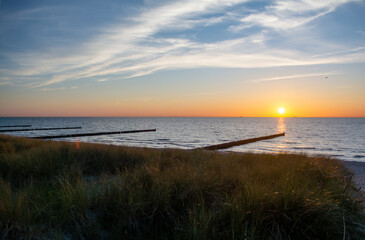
[0,134,364,239]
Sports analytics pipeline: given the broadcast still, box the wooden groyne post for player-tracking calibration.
[0,127,82,133]
[200,132,285,150]
[32,129,157,139]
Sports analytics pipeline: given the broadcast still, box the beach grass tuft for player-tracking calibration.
[0,134,364,239]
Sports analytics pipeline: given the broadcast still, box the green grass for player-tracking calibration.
[0,134,364,239]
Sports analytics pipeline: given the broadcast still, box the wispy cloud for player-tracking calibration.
[240,0,361,30]
[356,30,365,37]
[0,81,11,86]
[251,72,342,83]
[40,85,78,91]
[312,47,365,58]
[96,78,109,82]
[1,0,364,88]
[40,87,67,91]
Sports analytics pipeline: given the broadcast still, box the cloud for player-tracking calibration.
[0,81,11,86]
[240,0,361,30]
[96,78,109,82]
[1,0,364,88]
[41,87,66,91]
[251,72,342,83]
[356,30,365,37]
[312,47,365,58]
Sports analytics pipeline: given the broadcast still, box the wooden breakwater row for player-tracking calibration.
[34,130,284,149]
[200,132,285,150]
[0,127,82,133]
[32,129,157,139]
[1,122,285,150]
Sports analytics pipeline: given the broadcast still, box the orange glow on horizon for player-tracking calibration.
[1,100,364,117]
[1,89,364,117]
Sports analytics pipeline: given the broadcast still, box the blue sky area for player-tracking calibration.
[0,0,364,116]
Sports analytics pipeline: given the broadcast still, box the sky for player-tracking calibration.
[0,0,364,117]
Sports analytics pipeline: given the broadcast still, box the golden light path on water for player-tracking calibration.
[276,117,287,150]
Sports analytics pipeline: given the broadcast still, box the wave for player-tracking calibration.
[285,141,298,144]
[293,147,316,150]
[155,138,171,141]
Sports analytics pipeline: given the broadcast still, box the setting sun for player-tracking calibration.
[278,107,285,115]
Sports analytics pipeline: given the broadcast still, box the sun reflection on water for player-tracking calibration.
[276,117,287,151]
[277,117,286,133]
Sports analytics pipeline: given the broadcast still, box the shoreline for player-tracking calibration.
[4,134,365,188]
[341,160,365,195]
[4,133,365,190]
[1,117,363,164]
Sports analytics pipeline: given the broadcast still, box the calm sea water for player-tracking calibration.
[0,117,364,162]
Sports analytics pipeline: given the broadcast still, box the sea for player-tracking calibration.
[0,117,364,162]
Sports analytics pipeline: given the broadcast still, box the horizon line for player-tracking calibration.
[0,116,364,118]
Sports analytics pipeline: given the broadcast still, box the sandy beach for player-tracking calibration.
[342,161,365,195]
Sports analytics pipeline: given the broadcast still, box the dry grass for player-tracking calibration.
[0,134,364,239]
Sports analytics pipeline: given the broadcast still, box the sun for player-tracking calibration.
[278,107,285,115]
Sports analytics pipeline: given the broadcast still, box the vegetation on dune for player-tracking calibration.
[0,134,364,239]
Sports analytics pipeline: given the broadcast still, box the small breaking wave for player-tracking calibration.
[293,147,316,150]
